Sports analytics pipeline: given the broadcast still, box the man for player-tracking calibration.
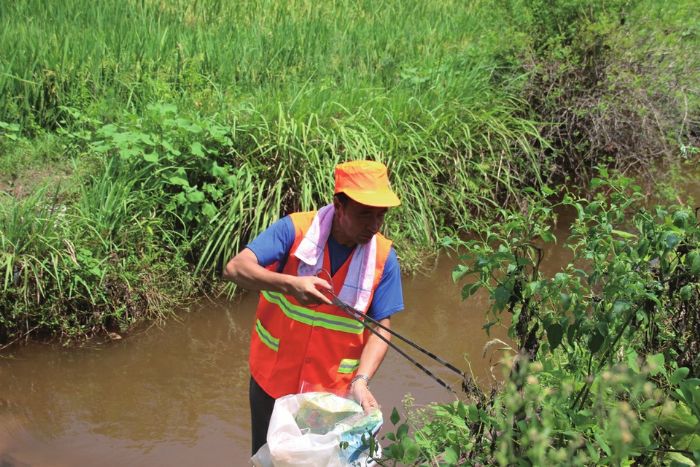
[223,160,405,455]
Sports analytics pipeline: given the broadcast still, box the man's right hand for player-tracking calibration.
[288,275,333,306]
[224,248,333,306]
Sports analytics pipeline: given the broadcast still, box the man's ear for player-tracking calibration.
[332,195,342,211]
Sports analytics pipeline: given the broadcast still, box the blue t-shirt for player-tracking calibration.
[247,216,404,321]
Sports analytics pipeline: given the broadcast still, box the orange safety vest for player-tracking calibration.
[249,210,393,399]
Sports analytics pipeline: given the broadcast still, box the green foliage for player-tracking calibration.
[89,103,235,230]
[1,0,698,347]
[0,0,522,129]
[55,99,546,283]
[383,169,700,465]
[518,0,700,182]
[0,155,196,343]
[387,358,700,466]
[2,86,549,339]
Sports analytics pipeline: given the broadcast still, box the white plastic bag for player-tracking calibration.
[251,392,382,467]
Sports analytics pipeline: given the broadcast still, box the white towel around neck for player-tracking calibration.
[294,204,376,311]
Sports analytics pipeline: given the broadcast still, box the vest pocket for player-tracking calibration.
[255,319,280,352]
[337,358,360,374]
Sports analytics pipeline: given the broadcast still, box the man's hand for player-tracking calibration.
[351,378,378,413]
[288,275,333,306]
[223,249,333,306]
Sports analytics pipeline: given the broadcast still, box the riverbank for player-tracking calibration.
[1,0,698,344]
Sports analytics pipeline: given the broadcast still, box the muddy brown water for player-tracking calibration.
[0,255,512,467]
[1,176,697,467]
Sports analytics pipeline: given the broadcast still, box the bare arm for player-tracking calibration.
[222,248,332,305]
[351,318,392,411]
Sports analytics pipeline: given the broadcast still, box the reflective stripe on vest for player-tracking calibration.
[254,319,279,352]
[338,358,360,374]
[261,290,364,335]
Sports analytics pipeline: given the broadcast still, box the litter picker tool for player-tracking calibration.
[316,270,467,395]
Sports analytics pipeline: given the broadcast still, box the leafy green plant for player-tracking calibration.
[0,152,197,344]
[381,169,700,465]
[518,0,700,185]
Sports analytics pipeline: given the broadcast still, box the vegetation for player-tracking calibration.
[1,0,555,342]
[0,0,696,337]
[517,0,700,183]
[381,170,700,465]
[1,0,699,463]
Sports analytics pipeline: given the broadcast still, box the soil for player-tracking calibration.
[0,165,72,200]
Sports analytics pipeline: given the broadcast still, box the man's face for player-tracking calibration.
[334,198,388,245]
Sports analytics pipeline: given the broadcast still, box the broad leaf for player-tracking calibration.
[168,176,190,187]
[613,300,630,315]
[588,331,605,354]
[539,230,555,243]
[443,446,458,464]
[664,232,680,249]
[390,408,400,425]
[674,433,700,451]
[494,285,511,311]
[688,250,700,276]
[560,292,571,311]
[190,141,205,157]
[671,368,690,385]
[202,203,217,219]
[653,402,699,435]
[461,282,481,300]
[143,151,159,163]
[452,264,472,282]
[546,323,564,350]
[186,190,205,203]
[396,423,409,440]
[646,353,665,376]
[401,437,420,462]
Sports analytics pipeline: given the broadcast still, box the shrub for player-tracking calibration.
[381,168,700,465]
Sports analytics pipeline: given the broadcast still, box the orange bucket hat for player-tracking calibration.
[334,160,400,207]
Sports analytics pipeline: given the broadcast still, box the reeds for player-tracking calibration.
[0,0,547,286]
[191,94,545,280]
[0,0,519,127]
[0,156,195,342]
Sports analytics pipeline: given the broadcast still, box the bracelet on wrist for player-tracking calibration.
[350,374,370,388]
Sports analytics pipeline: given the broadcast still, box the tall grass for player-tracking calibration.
[0,187,63,308]
[0,0,518,127]
[2,0,697,341]
[88,96,545,287]
[0,157,195,343]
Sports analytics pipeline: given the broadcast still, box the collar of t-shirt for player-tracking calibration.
[327,235,355,277]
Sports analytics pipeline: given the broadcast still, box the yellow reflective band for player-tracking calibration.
[338,358,360,374]
[261,291,364,334]
[255,319,279,352]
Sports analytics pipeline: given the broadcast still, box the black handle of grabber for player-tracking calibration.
[330,295,466,379]
[330,297,461,395]
[341,302,459,395]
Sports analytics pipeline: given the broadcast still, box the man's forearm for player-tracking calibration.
[222,248,332,305]
[351,318,391,411]
[356,318,391,379]
[222,248,293,293]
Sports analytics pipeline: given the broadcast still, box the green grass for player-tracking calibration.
[0,0,520,128]
[0,156,196,343]
[0,0,698,342]
[1,2,696,463]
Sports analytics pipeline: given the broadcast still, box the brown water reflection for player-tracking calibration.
[0,295,256,466]
[0,255,512,467]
